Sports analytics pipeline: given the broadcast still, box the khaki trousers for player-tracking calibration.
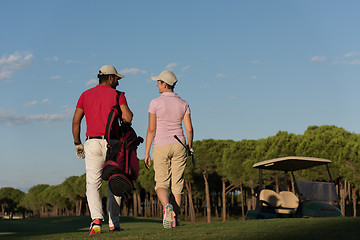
[152,142,187,195]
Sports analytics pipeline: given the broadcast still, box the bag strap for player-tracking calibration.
[104,91,123,146]
[115,90,123,125]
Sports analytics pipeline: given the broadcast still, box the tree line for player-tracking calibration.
[1,125,359,221]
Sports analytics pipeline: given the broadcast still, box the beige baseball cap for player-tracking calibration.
[98,65,124,78]
[151,70,178,86]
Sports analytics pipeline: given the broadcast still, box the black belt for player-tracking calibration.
[86,136,105,140]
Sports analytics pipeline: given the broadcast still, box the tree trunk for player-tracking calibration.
[150,194,154,217]
[275,176,279,193]
[137,192,142,216]
[133,192,138,217]
[145,193,149,217]
[158,198,162,218]
[352,186,357,217]
[214,193,219,220]
[41,206,48,218]
[122,198,128,216]
[1,204,4,218]
[77,199,83,216]
[75,200,79,216]
[222,180,226,222]
[240,182,245,220]
[40,206,44,218]
[340,179,351,216]
[250,180,256,210]
[202,170,211,223]
[340,181,345,216]
[247,197,251,211]
[86,203,90,216]
[185,180,196,223]
[184,193,188,221]
[290,177,295,194]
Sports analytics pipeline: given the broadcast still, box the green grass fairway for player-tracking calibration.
[0,216,359,240]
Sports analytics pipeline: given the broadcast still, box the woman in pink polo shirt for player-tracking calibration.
[145,70,194,228]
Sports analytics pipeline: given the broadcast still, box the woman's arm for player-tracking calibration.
[183,113,193,149]
[144,113,157,168]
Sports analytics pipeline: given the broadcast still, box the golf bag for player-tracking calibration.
[101,91,143,197]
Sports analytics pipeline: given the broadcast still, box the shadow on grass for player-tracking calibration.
[1,216,359,240]
[0,215,161,239]
[223,217,360,240]
[119,216,161,223]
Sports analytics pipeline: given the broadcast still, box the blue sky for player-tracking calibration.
[1,0,360,192]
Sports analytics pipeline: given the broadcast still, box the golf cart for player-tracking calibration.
[245,156,343,219]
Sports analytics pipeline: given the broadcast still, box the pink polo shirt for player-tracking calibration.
[148,92,190,147]
[76,85,127,137]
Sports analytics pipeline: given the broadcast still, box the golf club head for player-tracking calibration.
[191,155,196,165]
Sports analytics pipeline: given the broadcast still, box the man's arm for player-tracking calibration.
[72,108,84,144]
[120,104,133,123]
[72,108,85,159]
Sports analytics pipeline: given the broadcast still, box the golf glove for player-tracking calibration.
[188,147,194,156]
[75,144,85,159]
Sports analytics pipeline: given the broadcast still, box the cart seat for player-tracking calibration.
[259,189,299,215]
[276,191,299,214]
[259,189,282,208]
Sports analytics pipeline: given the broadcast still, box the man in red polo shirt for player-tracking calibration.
[72,65,133,234]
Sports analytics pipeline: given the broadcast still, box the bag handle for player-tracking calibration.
[104,91,123,147]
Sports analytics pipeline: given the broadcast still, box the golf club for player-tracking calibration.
[174,135,195,164]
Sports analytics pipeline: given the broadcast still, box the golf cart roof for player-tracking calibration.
[253,156,332,171]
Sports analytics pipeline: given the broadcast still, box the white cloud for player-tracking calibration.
[65,59,80,64]
[24,98,51,107]
[0,70,12,79]
[344,51,359,58]
[216,73,226,78]
[46,56,59,61]
[24,101,38,108]
[319,52,360,66]
[0,52,33,68]
[252,60,260,64]
[250,75,256,80]
[331,57,360,66]
[42,98,51,104]
[311,56,326,62]
[86,79,97,86]
[120,68,146,75]
[228,96,238,100]
[50,75,61,80]
[349,60,360,65]
[166,63,178,70]
[182,65,191,72]
[0,51,34,80]
[0,108,71,126]
[199,85,211,89]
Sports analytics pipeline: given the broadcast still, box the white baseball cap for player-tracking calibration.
[151,70,178,86]
[98,65,124,78]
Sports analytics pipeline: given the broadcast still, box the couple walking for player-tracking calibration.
[72,65,194,234]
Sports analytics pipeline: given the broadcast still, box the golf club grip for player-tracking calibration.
[174,135,196,164]
[174,135,188,150]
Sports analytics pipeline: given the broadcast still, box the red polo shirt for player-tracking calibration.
[76,85,127,137]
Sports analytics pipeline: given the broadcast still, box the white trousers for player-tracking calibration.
[84,138,121,228]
